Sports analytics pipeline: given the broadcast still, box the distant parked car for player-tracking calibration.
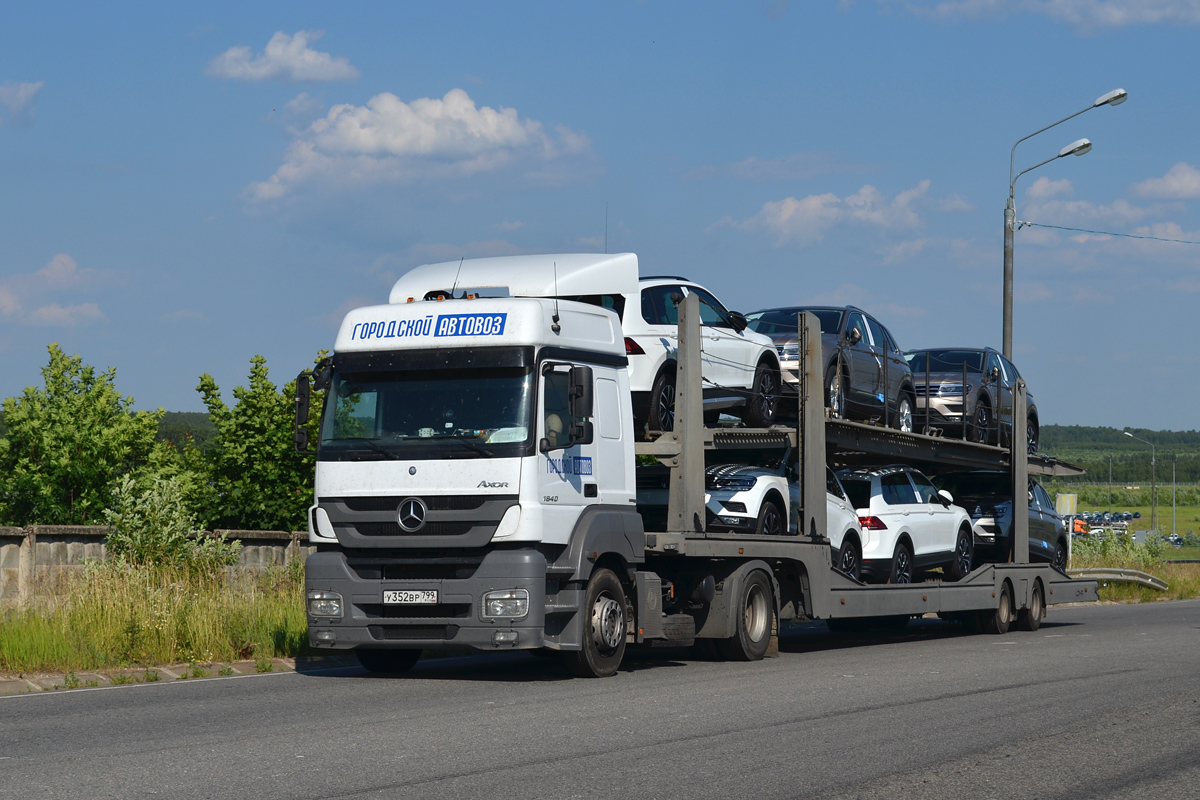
[904,347,1040,454]
[1133,511,1142,519]
[746,305,917,432]
[836,465,974,584]
[931,471,1069,570]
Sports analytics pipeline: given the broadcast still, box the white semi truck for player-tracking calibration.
[297,253,1096,678]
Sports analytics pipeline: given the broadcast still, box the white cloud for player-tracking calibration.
[937,193,974,212]
[247,88,591,200]
[719,180,930,246]
[881,238,931,262]
[1016,281,1053,302]
[1026,176,1073,198]
[206,31,359,82]
[1020,196,1154,227]
[895,0,1200,29]
[0,254,111,327]
[684,151,862,183]
[0,81,45,125]
[1132,162,1200,199]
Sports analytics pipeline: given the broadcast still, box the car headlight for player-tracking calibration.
[481,589,529,619]
[776,344,800,361]
[307,590,343,618]
[709,477,758,491]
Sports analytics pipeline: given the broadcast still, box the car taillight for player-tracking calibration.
[625,337,646,355]
[858,516,888,530]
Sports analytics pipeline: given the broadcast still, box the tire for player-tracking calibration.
[980,582,1014,635]
[755,498,786,536]
[1027,416,1040,455]
[888,540,914,584]
[892,391,914,433]
[1053,539,1068,572]
[564,568,627,678]
[1015,581,1044,632]
[357,648,421,674]
[745,362,779,427]
[946,524,974,581]
[649,369,676,433]
[825,366,846,420]
[836,535,862,581]
[716,571,774,661]
[971,401,992,444]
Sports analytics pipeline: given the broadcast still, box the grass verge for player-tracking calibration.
[0,560,308,675]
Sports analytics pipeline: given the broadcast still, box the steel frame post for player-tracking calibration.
[798,312,827,541]
[1011,378,1029,564]
[667,292,706,533]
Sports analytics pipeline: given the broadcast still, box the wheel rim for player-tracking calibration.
[761,504,784,536]
[840,542,859,579]
[999,589,1013,624]
[1054,543,1067,571]
[744,583,770,642]
[756,369,778,421]
[956,531,972,575]
[1027,420,1038,455]
[973,405,990,443]
[828,372,844,418]
[897,396,913,432]
[590,591,625,653]
[1032,588,1043,619]
[893,546,912,584]
[656,381,675,431]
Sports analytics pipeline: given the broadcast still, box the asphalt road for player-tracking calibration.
[3,600,1199,800]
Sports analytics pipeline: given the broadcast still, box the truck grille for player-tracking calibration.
[354,521,475,537]
[359,603,471,619]
[319,495,518,548]
[338,495,491,512]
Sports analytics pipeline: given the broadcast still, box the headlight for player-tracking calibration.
[481,589,529,619]
[776,344,800,361]
[709,477,757,491]
[307,590,343,618]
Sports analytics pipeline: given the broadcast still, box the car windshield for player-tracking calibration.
[933,472,1010,499]
[747,308,844,336]
[906,349,985,374]
[319,366,534,460]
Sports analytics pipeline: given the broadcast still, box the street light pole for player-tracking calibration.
[1003,88,1127,360]
[1173,455,1177,538]
[1108,453,1113,511]
[1125,430,1156,534]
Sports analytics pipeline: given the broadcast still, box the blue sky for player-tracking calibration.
[2,1,1198,430]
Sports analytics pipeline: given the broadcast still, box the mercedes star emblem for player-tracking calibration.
[397,497,427,532]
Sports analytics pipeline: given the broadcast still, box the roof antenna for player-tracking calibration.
[450,256,465,299]
[604,202,608,254]
[551,260,561,333]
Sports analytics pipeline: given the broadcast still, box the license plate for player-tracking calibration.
[383,590,438,605]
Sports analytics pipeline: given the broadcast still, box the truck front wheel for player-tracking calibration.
[565,568,628,678]
[717,570,774,661]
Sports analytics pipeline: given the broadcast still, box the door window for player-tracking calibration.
[865,316,887,350]
[909,471,941,503]
[688,287,733,328]
[1000,356,1020,383]
[985,352,1002,382]
[826,468,846,500]
[640,285,683,326]
[846,312,867,344]
[542,371,575,449]
[880,473,917,505]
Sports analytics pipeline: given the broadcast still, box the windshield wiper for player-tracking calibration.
[432,435,495,458]
[332,437,402,460]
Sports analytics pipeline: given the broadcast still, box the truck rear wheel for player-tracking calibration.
[716,570,774,661]
[1015,581,1044,632]
[980,582,1014,635]
[357,648,421,674]
[565,568,627,678]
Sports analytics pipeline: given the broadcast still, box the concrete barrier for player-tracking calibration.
[0,526,314,607]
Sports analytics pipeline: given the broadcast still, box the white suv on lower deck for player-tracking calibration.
[835,465,974,584]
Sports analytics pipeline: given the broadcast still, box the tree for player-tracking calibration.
[0,344,162,525]
[194,355,319,531]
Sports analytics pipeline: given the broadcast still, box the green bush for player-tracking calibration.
[1073,528,1163,570]
[104,475,241,570]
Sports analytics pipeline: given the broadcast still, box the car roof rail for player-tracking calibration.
[641,275,692,281]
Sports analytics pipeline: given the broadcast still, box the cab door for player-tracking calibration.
[690,286,755,390]
[910,470,956,557]
[844,311,879,415]
[538,365,600,534]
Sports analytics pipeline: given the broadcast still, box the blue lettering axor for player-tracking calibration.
[351,316,434,341]
[434,313,507,337]
[546,455,593,476]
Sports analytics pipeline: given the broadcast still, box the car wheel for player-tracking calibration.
[1027,416,1040,455]
[825,366,846,419]
[563,568,627,678]
[980,581,1014,635]
[745,362,779,427]
[946,524,974,581]
[971,402,992,444]
[716,571,774,661]
[892,391,914,433]
[755,498,786,536]
[837,535,862,581]
[357,649,421,674]
[1053,539,1068,572]
[649,369,676,433]
[888,540,913,584]
[1015,581,1044,632]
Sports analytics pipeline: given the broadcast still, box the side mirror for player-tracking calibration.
[728,311,748,333]
[295,373,311,426]
[294,427,310,453]
[990,366,1001,381]
[937,489,954,505]
[569,419,594,447]
[848,327,862,346]
[568,366,593,418]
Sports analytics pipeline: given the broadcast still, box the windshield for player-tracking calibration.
[906,349,984,374]
[747,308,844,336]
[319,366,534,460]
[933,472,1010,499]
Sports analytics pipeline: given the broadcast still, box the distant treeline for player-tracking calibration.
[1040,425,1200,484]
[158,411,217,451]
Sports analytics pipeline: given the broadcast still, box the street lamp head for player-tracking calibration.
[1094,88,1128,107]
[1060,138,1093,158]
[1124,431,1133,438]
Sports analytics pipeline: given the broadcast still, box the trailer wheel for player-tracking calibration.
[980,582,1013,635]
[887,541,913,584]
[565,568,627,678]
[357,648,421,674]
[946,524,974,581]
[717,571,774,661]
[1015,581,1044,632]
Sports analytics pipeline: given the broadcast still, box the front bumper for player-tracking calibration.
[304,548,572,652]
